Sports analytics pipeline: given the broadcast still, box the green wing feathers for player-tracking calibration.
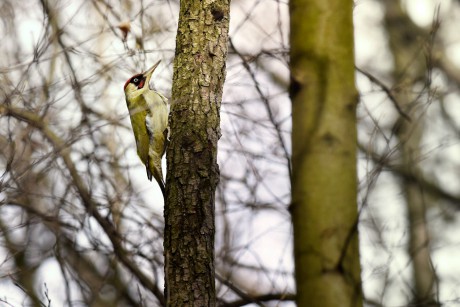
[128,109,150,166]
[127,90,168,197]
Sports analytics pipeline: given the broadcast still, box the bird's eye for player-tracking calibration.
[133,78,139,83]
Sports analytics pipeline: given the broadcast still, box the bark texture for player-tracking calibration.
[164,0,230,305]
[289,0,362,306]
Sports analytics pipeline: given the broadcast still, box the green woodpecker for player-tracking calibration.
[124,60,169,197]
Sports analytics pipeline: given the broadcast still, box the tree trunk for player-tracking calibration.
[289,0,362,306]
[383,1,439,305]
[164,0,230,305]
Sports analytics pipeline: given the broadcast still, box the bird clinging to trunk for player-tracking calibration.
[124,61,169,197]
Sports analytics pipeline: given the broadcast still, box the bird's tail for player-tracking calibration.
[147,153,166,198]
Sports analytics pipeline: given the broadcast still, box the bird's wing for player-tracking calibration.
[128,104,150,165]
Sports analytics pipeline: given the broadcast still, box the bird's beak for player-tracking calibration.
[143,60,161,86]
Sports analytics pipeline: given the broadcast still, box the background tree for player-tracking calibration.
[383,1,439,305]
[1,0,460,306]
[290,0,362,306]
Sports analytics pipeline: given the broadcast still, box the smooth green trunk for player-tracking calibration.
[290,1,362,306]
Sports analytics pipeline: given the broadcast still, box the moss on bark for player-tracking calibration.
[164,0,230,306]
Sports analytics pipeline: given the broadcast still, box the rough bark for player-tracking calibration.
[164,0,230,305]
[289,0,362,306]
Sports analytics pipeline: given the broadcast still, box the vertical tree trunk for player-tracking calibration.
[164,0,230,305]
[289,1,362,306]
[384,1,439,305]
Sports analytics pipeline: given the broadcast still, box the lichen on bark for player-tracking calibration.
[164,0,230,306]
